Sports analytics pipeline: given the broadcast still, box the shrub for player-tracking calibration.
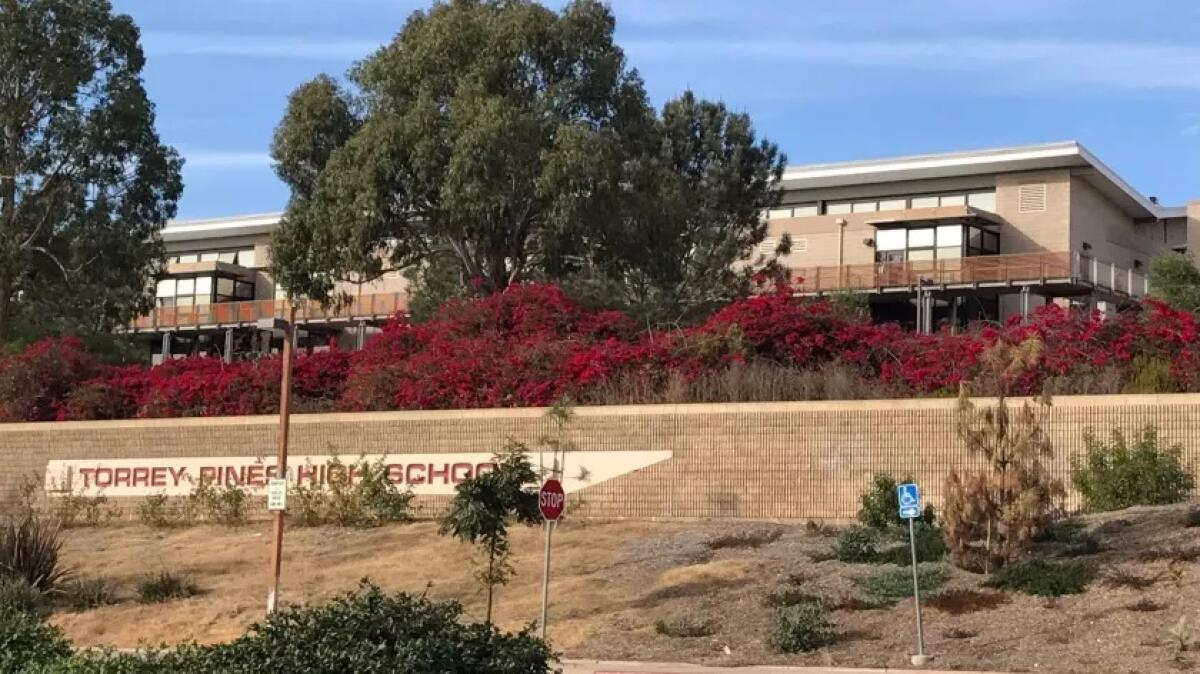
[856,473,934,531]
[137,494,178,529]
[53,495,112,529]
[1124,355,1180,393]
[0,515,68,593]
[136,572,198,603]
[984,559,1093,597]
[834,526,879,563]
[0,337,96,422]
[0,607,72,672]
[768,603,834,653]
[1072,426,1194,512]
[1186,507,1200,528]
[58,578,116,612]
[177,582,554,673]
[654,613,716,638]
[191,479,247,526]
[288,459,415,528]
[874,521,947,566]
[0,577,51,618]
[856,565,946,602]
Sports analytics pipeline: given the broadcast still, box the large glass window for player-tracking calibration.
[826,201,852,214]
[876,229,907,251]
[910,196,939,208]
[908,228,935,248]
[967,191,996,211]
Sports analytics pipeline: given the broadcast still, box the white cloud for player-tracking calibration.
[1183,124,1200,137]
[142,31,382,60]
[183,151,273,169]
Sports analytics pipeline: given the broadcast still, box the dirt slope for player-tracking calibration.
[52,504,1200,673]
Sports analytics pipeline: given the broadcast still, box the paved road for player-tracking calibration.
[561,660,1000,674]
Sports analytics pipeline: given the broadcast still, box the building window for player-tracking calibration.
[826,201,852,214]
[910,196,939,208]
[876,229,907,251]
[967,191,996,212]
[792,204,819,217]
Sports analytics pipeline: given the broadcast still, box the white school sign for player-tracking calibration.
[43,451,673,497]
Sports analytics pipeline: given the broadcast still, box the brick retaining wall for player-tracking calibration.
[2,394,1199,521]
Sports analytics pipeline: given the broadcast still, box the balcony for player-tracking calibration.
[791,251,1148,298]
[130,293,409,333]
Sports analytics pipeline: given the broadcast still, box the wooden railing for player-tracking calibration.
[131,292,409,331]
[791,251,1148,296]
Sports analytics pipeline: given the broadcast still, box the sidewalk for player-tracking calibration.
[562,660,1003,674]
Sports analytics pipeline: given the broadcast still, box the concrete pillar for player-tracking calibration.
[355,321,367,350]
[160,332,171,361]
[223,328,234,364]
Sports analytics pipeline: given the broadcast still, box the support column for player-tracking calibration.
[260,330,272,355]
[160,332,171,361]
[223,328,235,364]
[355,321,367,350]
[1020,286,1031,320]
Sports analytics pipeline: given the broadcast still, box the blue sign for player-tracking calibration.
[897,483,921,519]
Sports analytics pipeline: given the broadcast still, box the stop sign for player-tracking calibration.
[538,479,565,521]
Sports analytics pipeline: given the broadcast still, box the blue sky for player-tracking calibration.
[110,0,1200,220]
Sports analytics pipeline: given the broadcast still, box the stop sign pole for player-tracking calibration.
[538,478,565,641]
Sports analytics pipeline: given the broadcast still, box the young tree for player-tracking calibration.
[440,443,540,623]
[1149,251,1200,313]
[0,0,182,344]
[269,0,785,323]
[942,340,1065,572]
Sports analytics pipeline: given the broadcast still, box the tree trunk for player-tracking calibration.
[485,538,496,624]
[0,269,11,343]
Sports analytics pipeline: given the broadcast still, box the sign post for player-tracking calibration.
[537,478,565,641]
[897,482,930,666]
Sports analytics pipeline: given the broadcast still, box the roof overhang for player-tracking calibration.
[161,212,282,243]
[865,205,1004,229]
[781,142,1179,220]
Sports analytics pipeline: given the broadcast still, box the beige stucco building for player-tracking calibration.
[134,141,1196,359]
[765,141,1194,327]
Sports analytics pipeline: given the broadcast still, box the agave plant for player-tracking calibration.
[0,515,70,592]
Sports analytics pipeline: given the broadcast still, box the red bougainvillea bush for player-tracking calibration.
[1,283,1197,423]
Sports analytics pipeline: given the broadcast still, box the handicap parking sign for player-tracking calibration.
[897,483,921,519]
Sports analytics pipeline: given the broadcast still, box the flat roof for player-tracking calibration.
[782,141,1184,220]
[161,212,282,243]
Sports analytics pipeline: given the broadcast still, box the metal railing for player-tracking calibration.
[791,251,1148,297]
[131,292,409,331]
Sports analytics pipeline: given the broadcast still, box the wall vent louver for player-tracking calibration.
[1018,183,1047,213]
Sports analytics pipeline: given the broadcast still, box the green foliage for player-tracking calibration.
[1072,426,1194,512]
[190,479,247,526]
[0,607,72,673]
[768,603,834,653]
[856,565,947,602]
[874,522,947,566]
[1123,355,1180,394]
[288,459,415,528]
[53,495,112,529]
[984,559,1093,597]
[1149,251,1200,313]
[440,443,540,622]
[136,494,193,529]
[856,473,936,530]
[0,577,51,618]
[269,0,782,325]
[57,578,115,612]
[5,583,555,673]
[136,572,198,604]
[0,515,68,593]
[834,526,879,563]
[654,613,716,638]
[0,0,182,343]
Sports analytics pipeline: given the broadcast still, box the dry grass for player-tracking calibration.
[43,502,1200,673]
